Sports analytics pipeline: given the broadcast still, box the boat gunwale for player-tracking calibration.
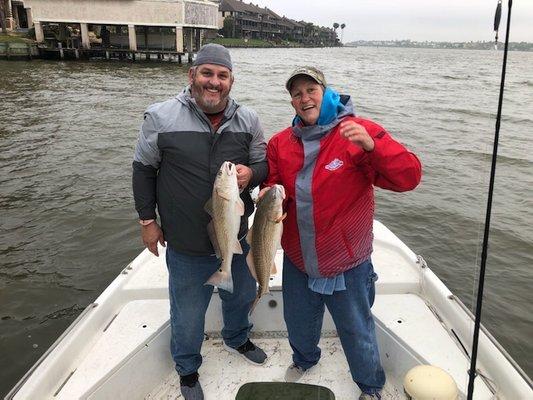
[4,302,98,400]
[447,294,533,390]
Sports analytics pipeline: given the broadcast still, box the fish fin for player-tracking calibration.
[235,198,245,216]
[204,198,213,216]
[205,267,234,293]
[245,226,253,245]
[274,212,287,223]
[207,221,221,258]
[246,251,258,281]
[215,187,232,201]
[249,294,260,316]
[233,239,243,255]
[270,262,277,276]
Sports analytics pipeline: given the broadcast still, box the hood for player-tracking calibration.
[291,89,355,142]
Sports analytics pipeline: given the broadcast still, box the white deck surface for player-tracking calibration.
[147,338,404,400]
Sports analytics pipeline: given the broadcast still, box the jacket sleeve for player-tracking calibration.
[132,112,161,220]
[247,113,268,188]
[358,120,422,192]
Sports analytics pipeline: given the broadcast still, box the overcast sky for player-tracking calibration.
[252,0,533,43]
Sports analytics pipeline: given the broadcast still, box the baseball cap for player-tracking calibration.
[286,66,326,92]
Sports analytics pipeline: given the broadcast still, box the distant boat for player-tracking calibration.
[6,221,532,399]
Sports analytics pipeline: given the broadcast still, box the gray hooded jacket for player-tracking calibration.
[132,88,267,255]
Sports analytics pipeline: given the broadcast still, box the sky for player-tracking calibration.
[251,0,533,43]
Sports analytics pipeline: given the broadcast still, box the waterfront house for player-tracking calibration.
[217,0,338,46]
[1,0,30,30]
[218,0,282,41]
[8,0,218,55]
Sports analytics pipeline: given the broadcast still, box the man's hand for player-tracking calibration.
[339,120,375,152]
[142,222,165,257]
[235,164,253,191]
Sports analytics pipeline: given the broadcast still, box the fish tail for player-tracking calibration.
[249,294,261,316]
[205,265,234,293]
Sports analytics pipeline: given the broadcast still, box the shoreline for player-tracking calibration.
[205,37,341,49]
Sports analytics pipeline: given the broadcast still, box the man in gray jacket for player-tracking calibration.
[132,44,268,400]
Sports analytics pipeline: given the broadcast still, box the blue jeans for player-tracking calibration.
[166,240,256,376]
[283,256,386,394]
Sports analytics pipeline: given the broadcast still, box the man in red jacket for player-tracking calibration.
[263,67,422,400]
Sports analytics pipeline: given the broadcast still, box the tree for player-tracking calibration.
[340,23,346,44]
[222,16,235,38]
[303,22,316,45]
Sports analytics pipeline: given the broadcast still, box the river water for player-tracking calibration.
[0,47,531,395]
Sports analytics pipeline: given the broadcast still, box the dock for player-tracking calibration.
[37,46,196,63]
[0,42,33,60]
[12,0,219,62]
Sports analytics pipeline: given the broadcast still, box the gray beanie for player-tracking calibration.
[193,43,233,71]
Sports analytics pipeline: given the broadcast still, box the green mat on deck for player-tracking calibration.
[235,382,335,400]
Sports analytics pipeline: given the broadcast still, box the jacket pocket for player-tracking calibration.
[341,229,355,259]
[366,263,378,306]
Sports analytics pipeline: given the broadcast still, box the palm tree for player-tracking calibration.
[340,23,346,44]
[332,23,340,46]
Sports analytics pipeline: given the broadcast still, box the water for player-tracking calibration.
[0,47,532,395]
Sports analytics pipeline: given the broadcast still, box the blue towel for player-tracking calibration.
[292,87,346,127]
[308,273,346,295]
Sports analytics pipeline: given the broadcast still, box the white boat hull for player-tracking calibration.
[7,221,532,399]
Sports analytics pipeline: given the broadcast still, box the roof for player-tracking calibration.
[263,7,281,20]
[219,0,268,15]
[280,17,304,28]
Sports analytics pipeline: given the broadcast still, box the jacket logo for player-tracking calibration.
[325,158,343,171]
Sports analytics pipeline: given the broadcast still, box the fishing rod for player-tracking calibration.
[466,0,512,398]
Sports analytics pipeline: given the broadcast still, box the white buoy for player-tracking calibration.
[404,365,459,400]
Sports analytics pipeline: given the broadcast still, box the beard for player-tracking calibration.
[190,78,231,114]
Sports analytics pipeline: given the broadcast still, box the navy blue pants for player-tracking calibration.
[166,241,256,376]
[283,256,385,394]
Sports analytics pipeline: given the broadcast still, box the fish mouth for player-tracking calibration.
[224,161,236,175]
[274,184,286,200]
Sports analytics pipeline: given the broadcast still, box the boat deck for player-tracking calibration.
[9,221,531,400]
[146,337,403,400]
